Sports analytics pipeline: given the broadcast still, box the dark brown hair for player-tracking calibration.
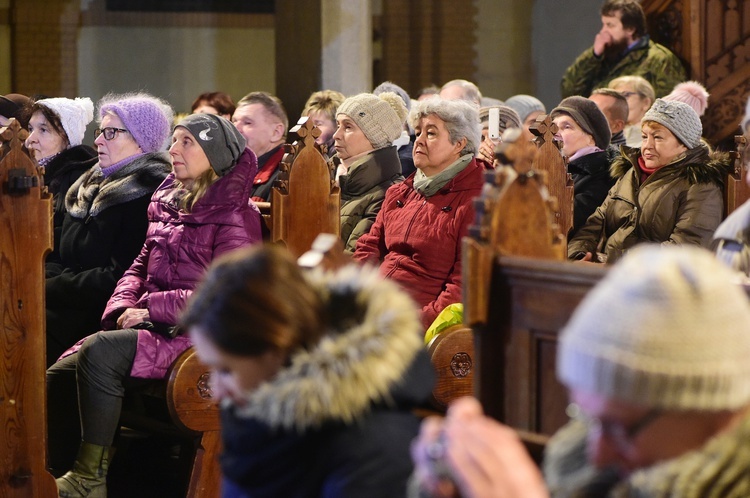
[601,0,647,39]
[25,101,70,147]
[191,91,236,119]
[180,245,324,356]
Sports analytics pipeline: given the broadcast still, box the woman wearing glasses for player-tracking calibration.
[45,93,173,367]
[48,113,261,498]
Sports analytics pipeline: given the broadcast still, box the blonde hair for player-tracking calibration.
[179,168,219,212]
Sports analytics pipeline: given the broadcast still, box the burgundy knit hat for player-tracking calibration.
[99,93,173,153]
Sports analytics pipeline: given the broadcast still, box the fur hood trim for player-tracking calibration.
[66,152,172,219]
[610,144,732,186]
[233,263,424,432]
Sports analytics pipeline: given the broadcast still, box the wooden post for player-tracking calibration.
[0,119,57,497]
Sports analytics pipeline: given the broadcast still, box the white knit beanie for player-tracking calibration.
[38,97,94,147]
[558,244,750,411]
[642,98,702,149]
[337,92,408,149]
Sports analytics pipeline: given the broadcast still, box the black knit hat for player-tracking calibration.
[550,96,611,150]
[175,114,247,176]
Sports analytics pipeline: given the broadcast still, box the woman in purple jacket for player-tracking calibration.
[47,113,261,498]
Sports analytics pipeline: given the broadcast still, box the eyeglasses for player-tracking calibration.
[619,91,641,99]
[567,403,662,450]
[95,127,129,141]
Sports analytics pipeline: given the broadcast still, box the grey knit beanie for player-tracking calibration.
[558,245,750,411]
[337,92,408,149]
[504,94,546,122]
[479,105,522,133]
[551,96,611,150]
[175,114,247,176]
[642,98,702,149]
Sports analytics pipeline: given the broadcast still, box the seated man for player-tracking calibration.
[439,79,482,107]
[232,91,288,202]
[589,88,629,149]
[412,245,750,497]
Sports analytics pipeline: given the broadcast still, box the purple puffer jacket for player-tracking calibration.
[61,148,261,379]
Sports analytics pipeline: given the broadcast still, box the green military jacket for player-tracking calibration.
[561,36,686,98]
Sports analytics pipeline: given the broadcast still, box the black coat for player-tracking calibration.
[568,150,614,238]
[45,152,171,366]
[43,144,98,254]
[218,266,435,498]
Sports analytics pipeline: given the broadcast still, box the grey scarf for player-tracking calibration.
[413,153,473,197]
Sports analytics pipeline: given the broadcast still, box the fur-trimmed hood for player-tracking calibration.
[232,263,429,432]
[611,144,733,186]
[65,152,172,219]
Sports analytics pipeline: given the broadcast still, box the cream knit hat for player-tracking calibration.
[642,98,702,149]
[38,97,94,147]
[558,245,750,411]
[337,92,408,149]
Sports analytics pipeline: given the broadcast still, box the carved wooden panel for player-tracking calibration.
[0,119,57,497]
[271,117,340,258]
[644,0,750,145]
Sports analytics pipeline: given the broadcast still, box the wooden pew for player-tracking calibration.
[270,117,340,258]
[724,135,750,217]
[0,119,58,497]
[529,114,574,239]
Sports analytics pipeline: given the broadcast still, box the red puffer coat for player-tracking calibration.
[76,149,261,379]
[353,158,484,330]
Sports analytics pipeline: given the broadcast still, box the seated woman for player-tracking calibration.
[550,96,614,237]
[48,113,261,497]
[301,89,345,160]
[568,99,731,264]
[181,244,434,498]
[24,97,97,247]
[334,92,407,253]
[45,93,174,366]
[353,98,483,330]
[607,75,655,148]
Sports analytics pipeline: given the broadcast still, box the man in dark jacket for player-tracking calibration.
[561,0,686,99]
[232,91,287,202]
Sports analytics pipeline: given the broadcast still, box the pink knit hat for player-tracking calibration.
[663,81,709,117]
[99,93,173,153]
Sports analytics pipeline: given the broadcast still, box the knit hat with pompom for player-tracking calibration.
[336,92,408,149]
[663,80,709,117]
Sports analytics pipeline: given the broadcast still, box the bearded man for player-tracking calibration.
[561,0,686,99]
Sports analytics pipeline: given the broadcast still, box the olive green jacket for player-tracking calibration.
[568,146,731,264]
[561,36,686,98]
[544,413,750,498]
[339,146,403,254]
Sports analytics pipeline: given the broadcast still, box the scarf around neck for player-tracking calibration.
[413,153,473,197]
